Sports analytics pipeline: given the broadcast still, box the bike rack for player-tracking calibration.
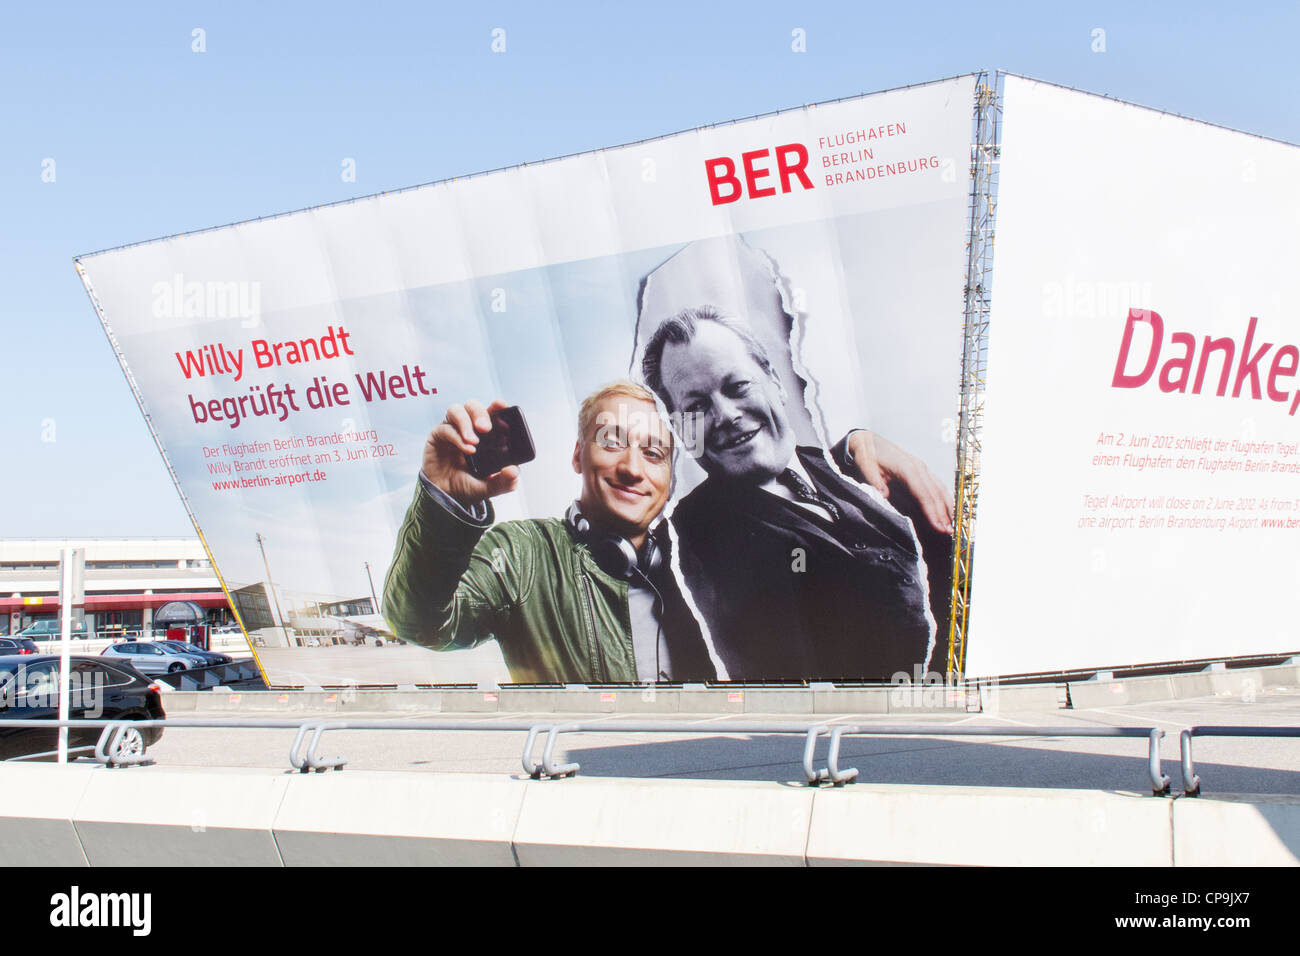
[289,721,348,773]
[798,723,1169,794]
[1179,726,1300,796]
[0,716,1247,796]
[522,723,581,779]
[93,721,155,768]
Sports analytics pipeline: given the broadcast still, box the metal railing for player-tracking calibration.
[0,717,1183,793]
[1179,726,1300,796]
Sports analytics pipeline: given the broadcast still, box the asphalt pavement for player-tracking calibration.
[137,686,1300,794]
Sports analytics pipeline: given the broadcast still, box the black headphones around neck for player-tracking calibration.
[565,500,663,581]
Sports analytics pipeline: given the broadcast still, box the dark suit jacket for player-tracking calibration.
[670,445,934,681]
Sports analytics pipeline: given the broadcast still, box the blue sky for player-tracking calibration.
[3,1,1298,537]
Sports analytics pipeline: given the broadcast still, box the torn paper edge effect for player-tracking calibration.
[759,243,940,676]
[754,244,832,452]
[632,235,940,679]
[632,262,730,682]
[662,516,730,682]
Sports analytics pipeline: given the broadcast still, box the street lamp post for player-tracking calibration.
[363,561,379,615]
[255,533,288,643]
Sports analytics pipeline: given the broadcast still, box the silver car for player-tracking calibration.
[101,640,208,675]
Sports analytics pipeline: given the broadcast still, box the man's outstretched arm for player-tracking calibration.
[832,429,954,535]
[381,399,522,649]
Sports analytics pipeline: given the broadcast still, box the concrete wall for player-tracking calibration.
[512,777,813,866]
[170,685,977,716]
[0,763,1293,866]
[0,763,96,867]
[807,785,1172,866]
[1068,664,1299,710]
[1173,793,1300,866]
[163,662,1299,716]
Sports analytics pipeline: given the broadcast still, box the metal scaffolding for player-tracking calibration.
[947,73,1001,679]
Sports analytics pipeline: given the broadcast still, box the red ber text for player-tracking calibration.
[704,143,814,206]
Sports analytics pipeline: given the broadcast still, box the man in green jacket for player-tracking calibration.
[381,382,716,684]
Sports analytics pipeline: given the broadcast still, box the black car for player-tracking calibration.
[0,638,39,656]
[0,655,165,761]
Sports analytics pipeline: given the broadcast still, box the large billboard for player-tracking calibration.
[77,75,976,686]
[967,76,1300,675]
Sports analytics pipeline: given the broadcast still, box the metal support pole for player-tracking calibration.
[256,533,287,638]
[57,550,72,763]
[363,561,379,613]
[1148,729,1170,795]
[540,724,580,778]
[802,725,830,784]
[826,724,860,785]
[1180,730,1200,796]
[522,724,549,777]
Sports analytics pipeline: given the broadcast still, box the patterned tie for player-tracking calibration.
[777,468,841,522]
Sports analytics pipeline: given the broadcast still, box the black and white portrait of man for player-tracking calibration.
[634,236,954,681]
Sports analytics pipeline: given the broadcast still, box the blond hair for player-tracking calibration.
[577,380,670,448]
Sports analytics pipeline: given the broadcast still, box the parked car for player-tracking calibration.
[0,638,39,656]
[154,641,223,667]
[16,620,91,640]
[0,655,165,761]
[158,640,232,665]
[101,641,208,675]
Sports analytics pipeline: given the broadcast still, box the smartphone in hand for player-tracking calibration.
[467,405,537,478]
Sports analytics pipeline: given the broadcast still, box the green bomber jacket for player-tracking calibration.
[381,482,647,683]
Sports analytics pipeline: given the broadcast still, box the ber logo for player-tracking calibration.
[704,143,814,206]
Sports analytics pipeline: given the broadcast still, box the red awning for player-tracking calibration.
[0,592,229,613]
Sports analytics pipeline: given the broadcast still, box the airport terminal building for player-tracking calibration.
[0,538,234,638]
